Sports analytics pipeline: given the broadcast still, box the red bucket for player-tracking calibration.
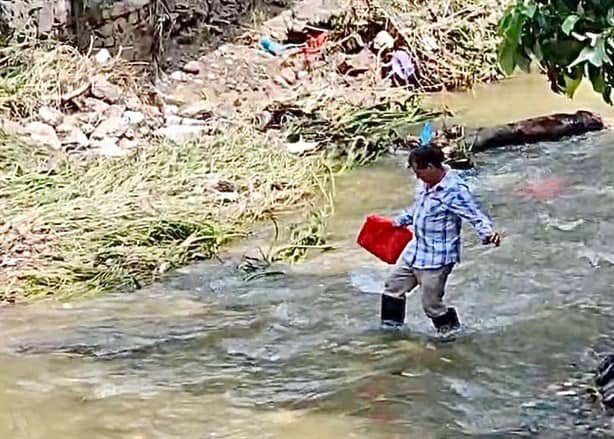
[356,215,413,264]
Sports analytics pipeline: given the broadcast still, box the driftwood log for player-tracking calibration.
[463,110,605,153]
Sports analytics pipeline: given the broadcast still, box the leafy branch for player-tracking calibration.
[498,1,614,104]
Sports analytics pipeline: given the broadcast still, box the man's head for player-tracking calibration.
[408,146,446,186]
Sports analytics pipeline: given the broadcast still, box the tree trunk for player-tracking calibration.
[464,110,605,153]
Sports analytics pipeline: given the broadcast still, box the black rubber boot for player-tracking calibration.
[596,354,614,388]
[431,307,460,333]
[381,294,406,326]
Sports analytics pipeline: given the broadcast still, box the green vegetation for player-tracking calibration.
[498,0,614,104]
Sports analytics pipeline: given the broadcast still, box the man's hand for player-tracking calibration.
[485,232,502,247]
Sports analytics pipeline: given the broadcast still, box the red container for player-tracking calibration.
[356,215,413,264]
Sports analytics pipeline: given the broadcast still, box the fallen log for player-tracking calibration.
[463,110,605,153]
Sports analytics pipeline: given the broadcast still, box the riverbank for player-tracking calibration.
[0,0,511,301]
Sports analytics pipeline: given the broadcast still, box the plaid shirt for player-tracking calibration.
[394,167,493,269]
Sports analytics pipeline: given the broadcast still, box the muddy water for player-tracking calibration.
[2,74,614,438]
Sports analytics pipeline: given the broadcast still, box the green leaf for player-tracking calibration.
[602,86,612,105]
[502,11,525,44]
[588,65,606,94]
[594,36,612,65]
[532,41,544,61]
[498,41,517,74]
[563,74,582,97]
[561,15,580,36]
[524,4,537,19]
[516,51,531,72]
[569,46,600,68]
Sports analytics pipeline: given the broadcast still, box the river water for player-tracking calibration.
[2,75,614,438]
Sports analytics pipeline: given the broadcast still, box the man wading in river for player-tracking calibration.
[382,144,502,333]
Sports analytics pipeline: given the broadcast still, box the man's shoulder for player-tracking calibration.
[442,170,471,194]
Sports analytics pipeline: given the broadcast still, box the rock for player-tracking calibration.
[286,140,319,154]
[141,105,162,118]
[154,125,208,143]
[119,138,139,150]
[25,122,61,150]
[125,96,143,111]
[163,105,178,116]
[83,97,110,113]
[123,111,145,125]
[72,113,93,125]
[165,115,182,126]
[38,106,63,127]
[103,105,126,119]
[81,123,96,135]
[338,49,376,76]
[91,76,122,104]
[182,61,202,74]
[177,101,213,120]
[280,68,297,85]
[124,128,136,140]
[170,71,190,82]
[90,137,127,157]
[55,122,73,136]
[180,117,209,126]
[0,119,26,136]
[58,125,89,149]
[91,117,129,140]
[94,49,112,64]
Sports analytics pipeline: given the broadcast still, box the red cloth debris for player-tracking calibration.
[512,177,564,200]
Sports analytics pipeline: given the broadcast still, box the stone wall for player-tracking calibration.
[0,0,72,39]
[0,0,262,62]
[77,0,156,61]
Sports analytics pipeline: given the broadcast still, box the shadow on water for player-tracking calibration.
[2,76,614,438]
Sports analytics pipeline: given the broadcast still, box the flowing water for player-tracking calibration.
[3,75,614,438]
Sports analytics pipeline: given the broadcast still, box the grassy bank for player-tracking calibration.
[0,130,333,300]
[1,93,441,301]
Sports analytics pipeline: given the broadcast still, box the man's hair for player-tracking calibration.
[409,145,445,169]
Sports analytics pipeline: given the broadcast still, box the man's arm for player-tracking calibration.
[392,203,415,227]
[392,185,423,227]
[446,185,494,244]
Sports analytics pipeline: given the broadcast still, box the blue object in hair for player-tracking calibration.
[418,122,434,147]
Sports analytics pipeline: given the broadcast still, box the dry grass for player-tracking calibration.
[0,129,332,300]
[0,41,149,120]
[387,0,509,90]
[333,0,510,91]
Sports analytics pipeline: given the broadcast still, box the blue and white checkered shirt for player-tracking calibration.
[393,167,493,269]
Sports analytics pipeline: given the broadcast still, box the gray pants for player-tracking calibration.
[383,262,454,319]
